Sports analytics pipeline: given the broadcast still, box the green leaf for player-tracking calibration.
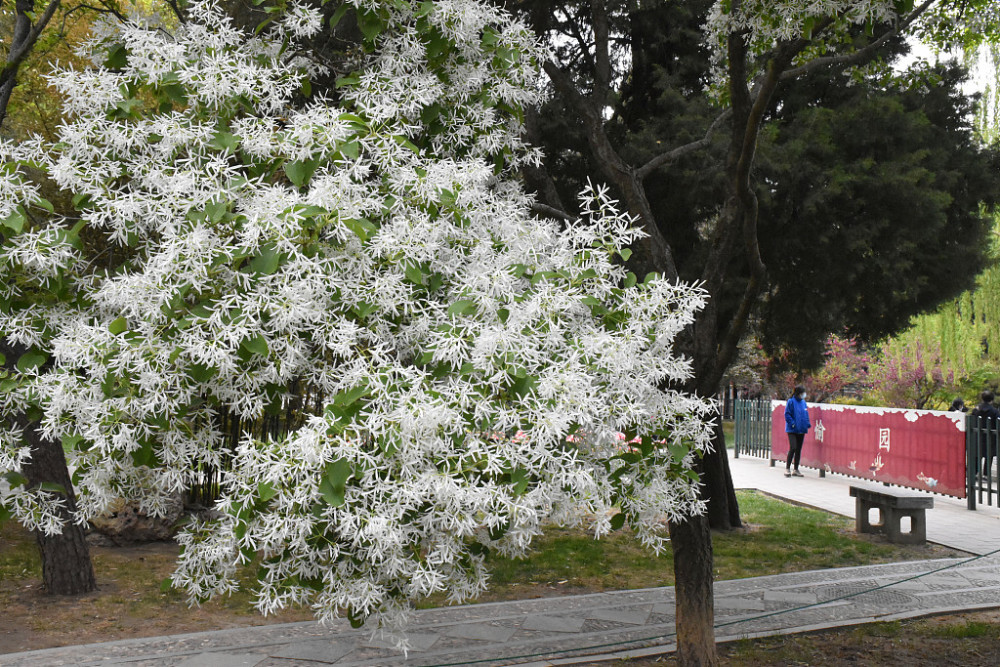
[335,74,360,89]
[247,244,281,275]
[668,443,688,462]
[205,200,228,223]
[284,159,319,187]
[357,9,385,42]
[404,263,425,285]
[391,135,419,153]
[301,77,312,98]
[803,16,816,40]
[35,198,54,214]
[131,440,155,467]
[331,384,369,406]
[188,363,218,383]
[343,217,376,242]
[620,248,632,262]
[4,471,29,488]
[447,299,477,317]
[338,140,360,160]
[240,335,269,357]
[15,350,47,373]
[61,434,84,452]
[38,481,67,495]
[624,272,637,289]
[329,3,351,28]
[510,467,530,496]
[257,481,278,503]
[109,317,128,335]
[416,0,435,18]
[160,577,174,593]
[72,193,93,210]
[609,512,627,531]
[0,352,5,365]
[347,608,366,629]
[510,374,537,398]
[1,211,25,234]
[326,458,353,487]
[161,82,188,106]
[104,43,128,69]
[209,130,240,153]
[319,477,345,507]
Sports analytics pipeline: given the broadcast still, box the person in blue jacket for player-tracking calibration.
[784,385,811,477]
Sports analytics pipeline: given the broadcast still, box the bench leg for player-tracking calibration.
[856,498,883,534]
[884,508,927,545]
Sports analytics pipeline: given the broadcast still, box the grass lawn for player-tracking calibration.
[0,490,969,654]
[467,489,962,604]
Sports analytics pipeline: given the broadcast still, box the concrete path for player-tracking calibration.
[3,451,999,667]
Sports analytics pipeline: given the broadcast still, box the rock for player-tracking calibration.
[89,493,184,545]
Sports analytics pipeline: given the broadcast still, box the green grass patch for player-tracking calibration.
[929,620,999,639]
[0,521,42,581]
[852,620,903,638]
[712,491,906,579]
[722,420,734,449]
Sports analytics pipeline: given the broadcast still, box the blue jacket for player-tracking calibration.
[784,397,811,434]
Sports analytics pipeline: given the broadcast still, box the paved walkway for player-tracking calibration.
[3,452,999,667]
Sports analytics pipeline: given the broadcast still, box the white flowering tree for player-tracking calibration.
[0,0,714,645]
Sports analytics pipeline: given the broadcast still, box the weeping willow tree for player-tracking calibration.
[877,42,1000,397]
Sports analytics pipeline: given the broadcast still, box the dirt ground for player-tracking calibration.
[0,536,313,655]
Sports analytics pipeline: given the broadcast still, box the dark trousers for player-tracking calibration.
[786,432,805,470]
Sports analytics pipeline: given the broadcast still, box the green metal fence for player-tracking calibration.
[733,397,774,461]
[967,414,998,509]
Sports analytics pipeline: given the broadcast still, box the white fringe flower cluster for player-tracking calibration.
[0,0,713,647]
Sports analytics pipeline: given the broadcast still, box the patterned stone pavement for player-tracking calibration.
[4,554,998,666]
[3,452,999,666]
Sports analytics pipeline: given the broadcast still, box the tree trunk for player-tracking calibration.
[669,511,717,666]
[702,422,741,530]
[19,416,98,595]
[3,340,97,595]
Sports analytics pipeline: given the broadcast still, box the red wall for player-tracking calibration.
[770,402,966,497]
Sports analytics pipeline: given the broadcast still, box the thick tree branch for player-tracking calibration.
[0,0,65,130]
[0,0,61,90]
[590,0,612,105]
[542,58,678,280]
[530,202,573,221]
[780,0,938,80]
[636,109,731,180]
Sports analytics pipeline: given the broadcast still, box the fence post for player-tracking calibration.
[967,414,977,511]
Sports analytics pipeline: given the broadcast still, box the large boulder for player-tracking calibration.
[89,493,184,545]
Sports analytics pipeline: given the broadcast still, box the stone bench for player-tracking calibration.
[849,485,933,545]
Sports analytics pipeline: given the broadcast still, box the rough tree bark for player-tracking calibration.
[669,509,715,666]
[2,340,97,595]
[18,416,98,594]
